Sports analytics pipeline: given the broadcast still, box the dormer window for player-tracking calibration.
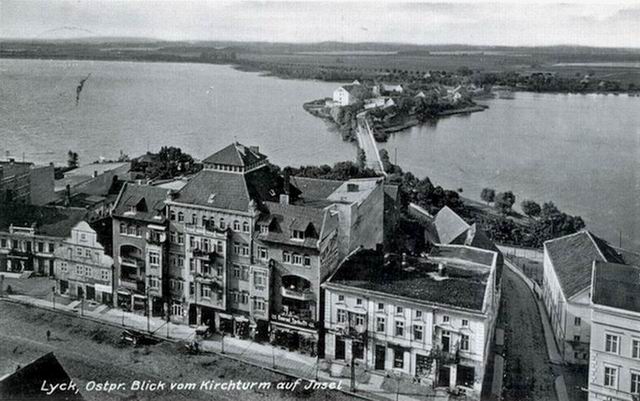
[292,230,305,240]
[128,205,136,214]
[207,194,216,204]
[260,225,268,234]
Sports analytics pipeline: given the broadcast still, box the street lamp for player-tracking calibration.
[52,286,56,310]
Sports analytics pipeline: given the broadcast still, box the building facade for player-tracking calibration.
[111,183,169,316]
[542,231,640,365]
[588,262,640,401]
[323,245,501,400]
[53,221,114,304]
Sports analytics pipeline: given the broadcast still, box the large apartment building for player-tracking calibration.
[53,221,114,304]
[0,159,55,206]
[323,244,502,400]
[111,183,169,316]
[588,262,640,401]
[542,230,640,364]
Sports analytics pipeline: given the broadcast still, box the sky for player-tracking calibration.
[1,1,639,48]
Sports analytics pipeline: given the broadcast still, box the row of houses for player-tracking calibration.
[0,142,504,398]
[542,231,640,401]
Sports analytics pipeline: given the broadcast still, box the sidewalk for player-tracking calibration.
[2,293,444,401]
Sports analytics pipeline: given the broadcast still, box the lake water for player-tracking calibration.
[1,59,639,250]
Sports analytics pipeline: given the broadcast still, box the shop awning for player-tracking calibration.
[219,313,233,320]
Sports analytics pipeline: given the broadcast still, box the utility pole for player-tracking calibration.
[315,355,319,381]
[80,292,84,316]
[52,286,55,310]
[221,331,225,354]
[272,344,276,369]
[146,288,150,333]
[350,358,356,393]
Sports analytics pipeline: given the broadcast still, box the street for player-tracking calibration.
[0,301,356,401]
[499,268,557,401]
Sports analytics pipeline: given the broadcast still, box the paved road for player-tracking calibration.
[499,268,558,401]
[0,301,356,401]
[356,114,385,174]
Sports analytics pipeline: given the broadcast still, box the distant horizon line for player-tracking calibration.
[1,36,640,51]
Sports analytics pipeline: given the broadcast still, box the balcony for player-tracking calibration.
[281,286,314,301]
[120,256,144,268]
[145,231,166,245]
[193,272,224,286]
[335,323,367,340]
[431,344,460,365]
[191,248,217,259]
[271,311,317,329]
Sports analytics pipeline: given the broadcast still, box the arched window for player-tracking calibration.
[242,221,250,233]
[192,213,197,225]
[178,212,184,222]
[233,220,240,231]
[219,218,225,229]
[170,211,176,221]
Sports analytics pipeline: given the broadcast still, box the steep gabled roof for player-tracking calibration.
[202,143,267,167]
[545,230,625,299]
[592,261,640,314]
[0,204,87,238]
[112,183,168,223]
[289,176,343,201]
[257,201,338,249]
[431,206,471,245]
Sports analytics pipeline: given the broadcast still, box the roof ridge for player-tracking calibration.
[584,230,611,262]
[543,229,585,245]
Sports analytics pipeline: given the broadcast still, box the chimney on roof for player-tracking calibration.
[249,146,259,154]
[280,194,289,205]
[65,184,71,207]
[8,158,15,164]
[93,170,98,178]
[438,262,447,277]
[347,183,359,192]
[283,170,290,195]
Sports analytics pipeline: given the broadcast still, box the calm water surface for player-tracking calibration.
[1,59,639,249]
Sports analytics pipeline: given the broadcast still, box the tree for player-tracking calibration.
[67,150,79,168]
[480,188,496,204]
[356,148,367,168]
[521,200,541,218]
[495,191,516,213]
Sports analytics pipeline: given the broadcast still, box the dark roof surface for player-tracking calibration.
[176,166,287,212]
[112,183,168,223]
[0,205,87,238]
[0,352,84,401]
[592,261,640,313]
[289,176,343,201]
[257,201,338,249]
[328,250,490,311]
[545,231,625,299]
[202,143,267,167]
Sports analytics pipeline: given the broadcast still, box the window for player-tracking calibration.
[189,283,194,295]
[189,259,195,272]
[443,315,450,323]
[292,230,305,240]
[632,339,640,359]
[574,317,581,326]
[243,222,250,233]
[461,334,470,351]
[149,277,160,289]
[0,239,6,248]
[260,224,268,234]
[177,256,184,267]
[337,309,347,323]
[241,292,248,304]
[219,218,225,229]
[170,211,176,221]
[283,251,291,263]
[76,247,83,257]
[149,252,160,266]
[573,335,581,343]
[216,241,223,253]
[231,291,239,303]
[631,372,640,394]
[355,314,365,326]
[393,349,404,368]
[170,231,176,243]
[376,317,385,332]
[254,299,266,311]
[414,325,423,341]
[101,270,109,281]
[177,233,184,245]
[338,294,344,302]
[292,253,302,265]
[378,303,384,311]
[605,334,620,354]
[258,247,268,260]
[241,265,249,281]
[254,272,265,287]
[119,223,126,234]
[233,264,241,278]
[303,255,311,267]
[201,216,208,227]
[48,243,55,253]
[604,366,618,388]
[37,242,44,252]
[395,321,404,337]
[202,286,211,299]
[189,237,196,249]
[192,213,197,225]
[233,220,240,231]
[356,298,363,305]
[241,244,249,256]
[178,212,184,222]
[462,319,469,327]
[233,242,240,254]
[396,306,403,315]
